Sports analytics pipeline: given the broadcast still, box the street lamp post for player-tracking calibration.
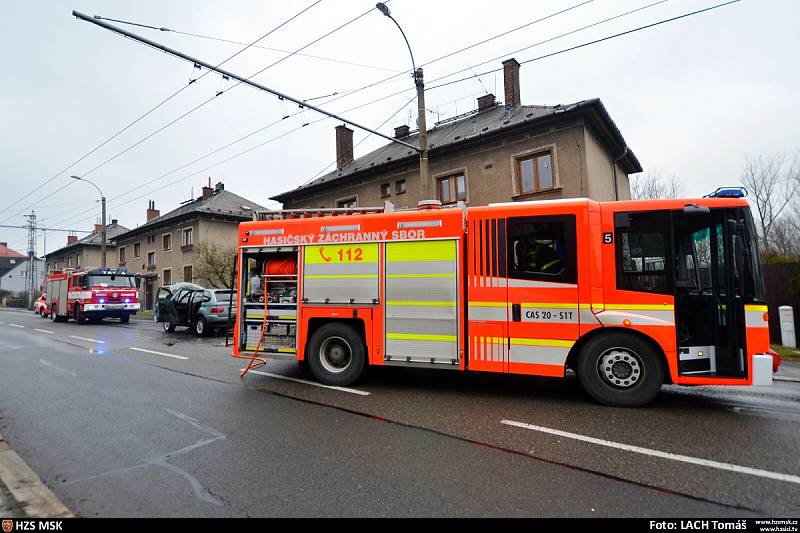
[70,175,106,269]
[376,3,430,199]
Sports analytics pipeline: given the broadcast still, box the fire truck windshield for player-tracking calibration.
[86,274,136,288]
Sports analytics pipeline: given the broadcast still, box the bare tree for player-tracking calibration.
[630,169,685,200]
[740,152,800,253]
[194,241,236,289]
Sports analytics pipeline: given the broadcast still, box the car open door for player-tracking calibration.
[155,287,176,323]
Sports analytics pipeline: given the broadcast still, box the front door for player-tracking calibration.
[155,287,175,323]
[506,215,579,377]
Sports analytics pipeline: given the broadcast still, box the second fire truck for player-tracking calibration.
[46,268,140,324]
[226,191,772,407]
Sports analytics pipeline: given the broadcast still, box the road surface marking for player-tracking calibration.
[34,329,55,334]
[501,419,800,486]
[39,359,76,378]
[128,347,188,360]
[8,324,24,328]
[69,335,106,344]
[244,369,371,396]
[774,376,800,384]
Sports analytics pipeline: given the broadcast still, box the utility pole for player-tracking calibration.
[71,175,106,268]
[415,68,430,199]
[24,211,37,309]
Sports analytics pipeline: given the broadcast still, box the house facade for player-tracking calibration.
[0,257,45,294]
[273,59,641,210]
[0,242,26,279]
[114,182,264,310]
[44,221,129,274]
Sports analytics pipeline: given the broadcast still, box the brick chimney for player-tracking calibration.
[394,125,410,139]
[477,94,496,111]
[502,58,521,109]
[94,224,103,234]
[67,235,78,245]
[335,125,354,170]
[146,200,160,221]
[202,181,214,199]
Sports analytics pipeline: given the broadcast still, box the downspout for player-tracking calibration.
[612,146,628,201]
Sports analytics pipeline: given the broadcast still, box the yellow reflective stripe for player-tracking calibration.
[745,305,768,312]
[387,300,456,307]
[521,302,579,309]
[305,274,378,279]
[540,259,561,272]
[386,273,456,279]
[386,240,456,262]
[468,301,506,308]
[603,304,674,311]
[277,347,297,353]
[277,316,296,320]
[510,338,575,348]
[387,333,457,343]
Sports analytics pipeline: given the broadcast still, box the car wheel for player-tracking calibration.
[163,321,176,333]
[576,332,664,407]
[194,317,207,337]
[307,323,366,386]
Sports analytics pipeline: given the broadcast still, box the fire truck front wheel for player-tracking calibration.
[307,323,366,386]
[576,332,664,407]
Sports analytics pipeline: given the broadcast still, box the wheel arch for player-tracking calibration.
[304,318,367,362]
[566,327,672,385]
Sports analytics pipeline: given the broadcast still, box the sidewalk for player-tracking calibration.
[776,359,800,380]
[0,433,72,518]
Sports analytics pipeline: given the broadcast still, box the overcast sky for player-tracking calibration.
[1,0,798,256]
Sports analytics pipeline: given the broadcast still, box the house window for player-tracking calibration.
[380,183,391,198]
[182,228,193,247]
[437,173,467,204]
[395,179,406,194]
[119,247,126,264]
[162,233,172,252]
[147,252,156,268]
[76,254,80,268]
[516,150,554,195]
[162,268,172,286]
[134,242,141,258]
[337,197,357,209]
[67,257,72,267]
[183,265,193,283]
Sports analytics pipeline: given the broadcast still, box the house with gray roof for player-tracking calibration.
[272,58,641,210]
[113,182,264,309]
[44,221,130,274]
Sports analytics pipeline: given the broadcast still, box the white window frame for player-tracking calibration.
[182,227,193,247]
[162,232,172,252]
[182,264,193,283]
[510,143,559,197]
[147,251,156,268]
[133,242,141,259]
[162,268,172,286]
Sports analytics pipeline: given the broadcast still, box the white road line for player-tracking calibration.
[68,335,106,344]
[8,324,24,328]
[34,329,55,334]
[244,369,371,396]
[774,376,800,384]
[501,419,800,486]
[128,347,188,360]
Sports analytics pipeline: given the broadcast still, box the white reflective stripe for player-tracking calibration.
[320,224,360,232]
[745,310,768,328]
[67,291,93,299]
[468,306,506,321]
[595,310,674,327]
[250,228,285,236]
[509,344,569,366]
[397,220,442,229]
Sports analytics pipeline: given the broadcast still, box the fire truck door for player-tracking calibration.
[506,215,579,377]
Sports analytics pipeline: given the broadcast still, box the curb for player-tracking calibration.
[0,434,73,518]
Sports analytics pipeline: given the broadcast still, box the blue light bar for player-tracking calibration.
[705,187,748,198]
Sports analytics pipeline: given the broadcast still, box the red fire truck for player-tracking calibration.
[46,268,140,324]
[231,190,772,406]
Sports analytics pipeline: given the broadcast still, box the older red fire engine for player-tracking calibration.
[232,190,772,406]
[45,268,140,324]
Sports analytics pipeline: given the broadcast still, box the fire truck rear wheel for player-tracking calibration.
[74,304,85,324]
[307,323,366,386]
[576,333,664,407]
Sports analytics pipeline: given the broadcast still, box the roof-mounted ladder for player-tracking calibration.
[252,202,394,221]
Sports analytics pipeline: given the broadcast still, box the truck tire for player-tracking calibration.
[120,313,130,324]
[74,304,84,324]
[576,332,664,407]
[307,322,366,386]
[50,307,58,322]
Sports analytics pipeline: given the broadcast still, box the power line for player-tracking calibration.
[427,0,742,92]
[0,0,323,222]
[95,15,403,74]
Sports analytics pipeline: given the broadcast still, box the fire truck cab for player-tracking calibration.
[46,268,141,324]
[233,194,771,407]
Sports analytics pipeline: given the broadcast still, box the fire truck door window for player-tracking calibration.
[507,216,576,283]
[614,212,671,294]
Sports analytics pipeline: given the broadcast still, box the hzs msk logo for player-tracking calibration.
[2,520,13,533]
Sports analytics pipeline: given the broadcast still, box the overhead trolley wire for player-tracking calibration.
[0,0,323,222]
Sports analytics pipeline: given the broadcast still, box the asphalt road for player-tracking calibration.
[0,307,798,517]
